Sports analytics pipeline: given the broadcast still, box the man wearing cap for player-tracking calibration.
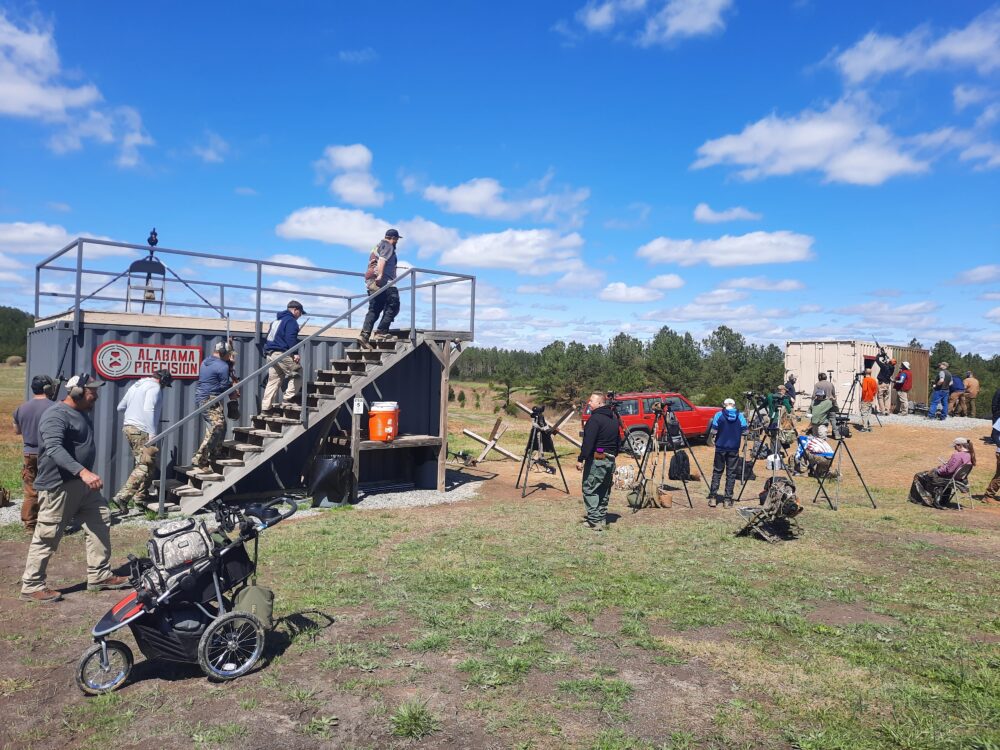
[261,300,305,414]
[359,229,402,348]
[110,369,172,514]
[958,371,980,417]
[874,350,895,415]
[21,374,129,602]
[707,398,748,508]
[12,375,57,532]
[893,361,913,414]
[928,362,953,420]
[947,367,966,417]
[191,342,234,473]
[859,368,878,432]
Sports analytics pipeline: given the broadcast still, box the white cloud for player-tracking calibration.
[722,276,804,291]
[953,264,1000,284]
[421,174,589,226]
[603,202,651,229]
[959,141,1000,170]
[264,253,319,280]
[693,97,928,185]
[0,251,27,270]
[0,13,153,167]
[338,47,377,64]
[834,8,1000,85]
[980,291,1000,301]
[277,206,389,251]
[648,273,685,289]
[396,216,462,259]
[575,0,647,32]
[46,201,70,212]
[234,186,258,196]
[0,220,74,255]
[637,230,814,267]
[693,288,746,305]
[599,282,663,303]
[477,306,510,321]
[953,84,992,111]
[193,130,230,163]
[986,307,1000,322]
[837,300,940,330]
[0,270,24,284]
[693,202,762,223]
[439,229,585,275]
[314,144,387,207]
[640,0,733,45]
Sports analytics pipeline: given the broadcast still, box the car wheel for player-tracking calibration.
[626,430,651,458]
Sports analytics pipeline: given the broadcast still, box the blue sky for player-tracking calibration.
[1,1,998,352]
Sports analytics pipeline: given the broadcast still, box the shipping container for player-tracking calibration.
[784,340,929,415]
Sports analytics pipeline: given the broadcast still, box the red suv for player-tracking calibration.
[581,392,721,456]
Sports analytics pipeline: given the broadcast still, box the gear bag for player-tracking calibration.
[234,585,275,631]
[142,518,214,593]
[758,476,802,518]
[668,451,691,480]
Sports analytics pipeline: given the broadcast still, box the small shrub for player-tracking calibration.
[448,385,455,402]
[5,356,23,367]
[457,391,466,408]
[390,699,440,739]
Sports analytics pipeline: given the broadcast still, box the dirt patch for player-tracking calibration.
[805,602,899,627]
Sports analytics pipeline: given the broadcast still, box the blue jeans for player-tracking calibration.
[928,389,948,419]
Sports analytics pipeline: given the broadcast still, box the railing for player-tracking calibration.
[35,238,476,337]
[36,237,476,516]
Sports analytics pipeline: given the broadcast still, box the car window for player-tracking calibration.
[641,397,660,414]
[665,396,691,412]
[617,398,639,416]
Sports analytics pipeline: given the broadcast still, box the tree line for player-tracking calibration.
[451,326,1000,416]
[0,306,33,359]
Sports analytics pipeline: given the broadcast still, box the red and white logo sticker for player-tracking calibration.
[93,341,202,380]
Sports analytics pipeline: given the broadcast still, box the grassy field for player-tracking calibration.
[1,369,999,748]
[0,365,24,493]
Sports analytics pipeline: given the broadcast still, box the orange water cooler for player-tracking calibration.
[368,401,399,442]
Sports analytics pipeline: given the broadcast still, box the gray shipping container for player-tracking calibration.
[784,340,930,414]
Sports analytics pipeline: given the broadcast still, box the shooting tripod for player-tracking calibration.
[843,371,882,431]
[735,401,798,503]
[627,406,710,511]
[515,412,569,498]
[811,433,877,510]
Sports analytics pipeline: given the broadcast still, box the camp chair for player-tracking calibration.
[930,463,973,510]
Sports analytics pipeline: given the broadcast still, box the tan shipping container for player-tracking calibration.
[784,340,929,415]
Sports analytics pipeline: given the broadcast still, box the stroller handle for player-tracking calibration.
[266,495,299,523]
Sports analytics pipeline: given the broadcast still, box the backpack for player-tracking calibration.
[668,451,691,480]
[759,477,801,518]
[364,245,382,291]
[735,457,755,481]
[141,519,215,594]
[664,417,685,450]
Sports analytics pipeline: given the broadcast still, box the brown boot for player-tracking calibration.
[88,575,131,592]
[20,588,63,603]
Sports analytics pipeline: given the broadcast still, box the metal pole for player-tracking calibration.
[431,284,437,331]
[254,262,262,342]
[301,346,310,429]
[73,240,83,335]
[219,284,225,318]
[34,265,40,319]
[157,442,168,518]
[409,270,417,344]
[470,277,476,340]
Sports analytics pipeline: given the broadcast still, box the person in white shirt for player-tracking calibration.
[110,369,172,514]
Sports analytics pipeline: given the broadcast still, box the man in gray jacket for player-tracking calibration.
[21,373,129,603]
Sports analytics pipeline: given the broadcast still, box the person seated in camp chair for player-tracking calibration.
[909,437,975,509]
[794,435,837,479]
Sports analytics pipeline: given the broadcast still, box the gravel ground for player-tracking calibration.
[876,413,995,432]
[0,470,485,527]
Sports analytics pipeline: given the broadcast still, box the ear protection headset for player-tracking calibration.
[67,373,93,399]
[31,375,57,397]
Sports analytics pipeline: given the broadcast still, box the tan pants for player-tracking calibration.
[957,392,976,418]
[876,383,891,414]
[896,391,909,414]
[985,452,1000,499]
[21,479,114,593]
[860,401,874,429]
[262,351,301,411]
[21,453,39,530]
[948,391,963,415]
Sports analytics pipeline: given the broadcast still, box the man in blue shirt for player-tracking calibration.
[261,300,305,414]
[191,342,233,473]
[708,398,748,508]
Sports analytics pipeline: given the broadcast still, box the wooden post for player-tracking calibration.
[437,340,450,491]
[350,409,361,503]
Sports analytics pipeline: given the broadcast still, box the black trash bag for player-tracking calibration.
[734,457,756,481]
[307,455,355,507]
[668,451,691,481]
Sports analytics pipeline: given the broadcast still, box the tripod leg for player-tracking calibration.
[681,478,693,508]
[516,428,532,490]
[840,440,877,508]
[810,443,838,510]
[551,445,570,495]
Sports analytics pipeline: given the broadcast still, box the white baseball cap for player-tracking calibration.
[723,398,736,408]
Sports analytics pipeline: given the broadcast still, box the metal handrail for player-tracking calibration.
[146,270,421,516]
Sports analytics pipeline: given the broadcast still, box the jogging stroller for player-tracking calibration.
[75,496,297,695]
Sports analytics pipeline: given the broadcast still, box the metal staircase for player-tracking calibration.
[168,336,420,515]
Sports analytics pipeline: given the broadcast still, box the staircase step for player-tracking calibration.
[215,458,244,467]
[223,441,265,453]
[326,362,368,373]
[345,350,385,362]
[315,371,355,382]
[183,469,225,481]
[145,501,181,513]
[172,485,203,497]
[256,415,300,425]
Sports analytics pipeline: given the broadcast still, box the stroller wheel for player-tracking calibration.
[76,640,133,695]
[197,611,265,681]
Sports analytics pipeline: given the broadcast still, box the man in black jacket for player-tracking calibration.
[992,386,1000,425]
[577,392,621,530]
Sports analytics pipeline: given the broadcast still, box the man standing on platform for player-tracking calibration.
[261,300,305,414]
[959,371,979,417]
[21,374,129,603]
[191,343,233,473]
[874,350,895,415]
[576,392,620,531]
[893,361,913,414]
[359,229,402,348]
[707,398,748,508]
[111,369,172,514]
[927,362,953,420]
[12,375,57,533]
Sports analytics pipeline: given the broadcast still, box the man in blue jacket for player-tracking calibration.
[261,300,305,414]
[708,397,748,508]
[191,342,234,473]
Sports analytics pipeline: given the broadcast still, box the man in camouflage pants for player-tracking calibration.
[112,370,172,513]
[192,342,235,472]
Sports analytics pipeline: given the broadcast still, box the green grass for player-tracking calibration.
[0,365,25,492]
[390,698,441,739]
